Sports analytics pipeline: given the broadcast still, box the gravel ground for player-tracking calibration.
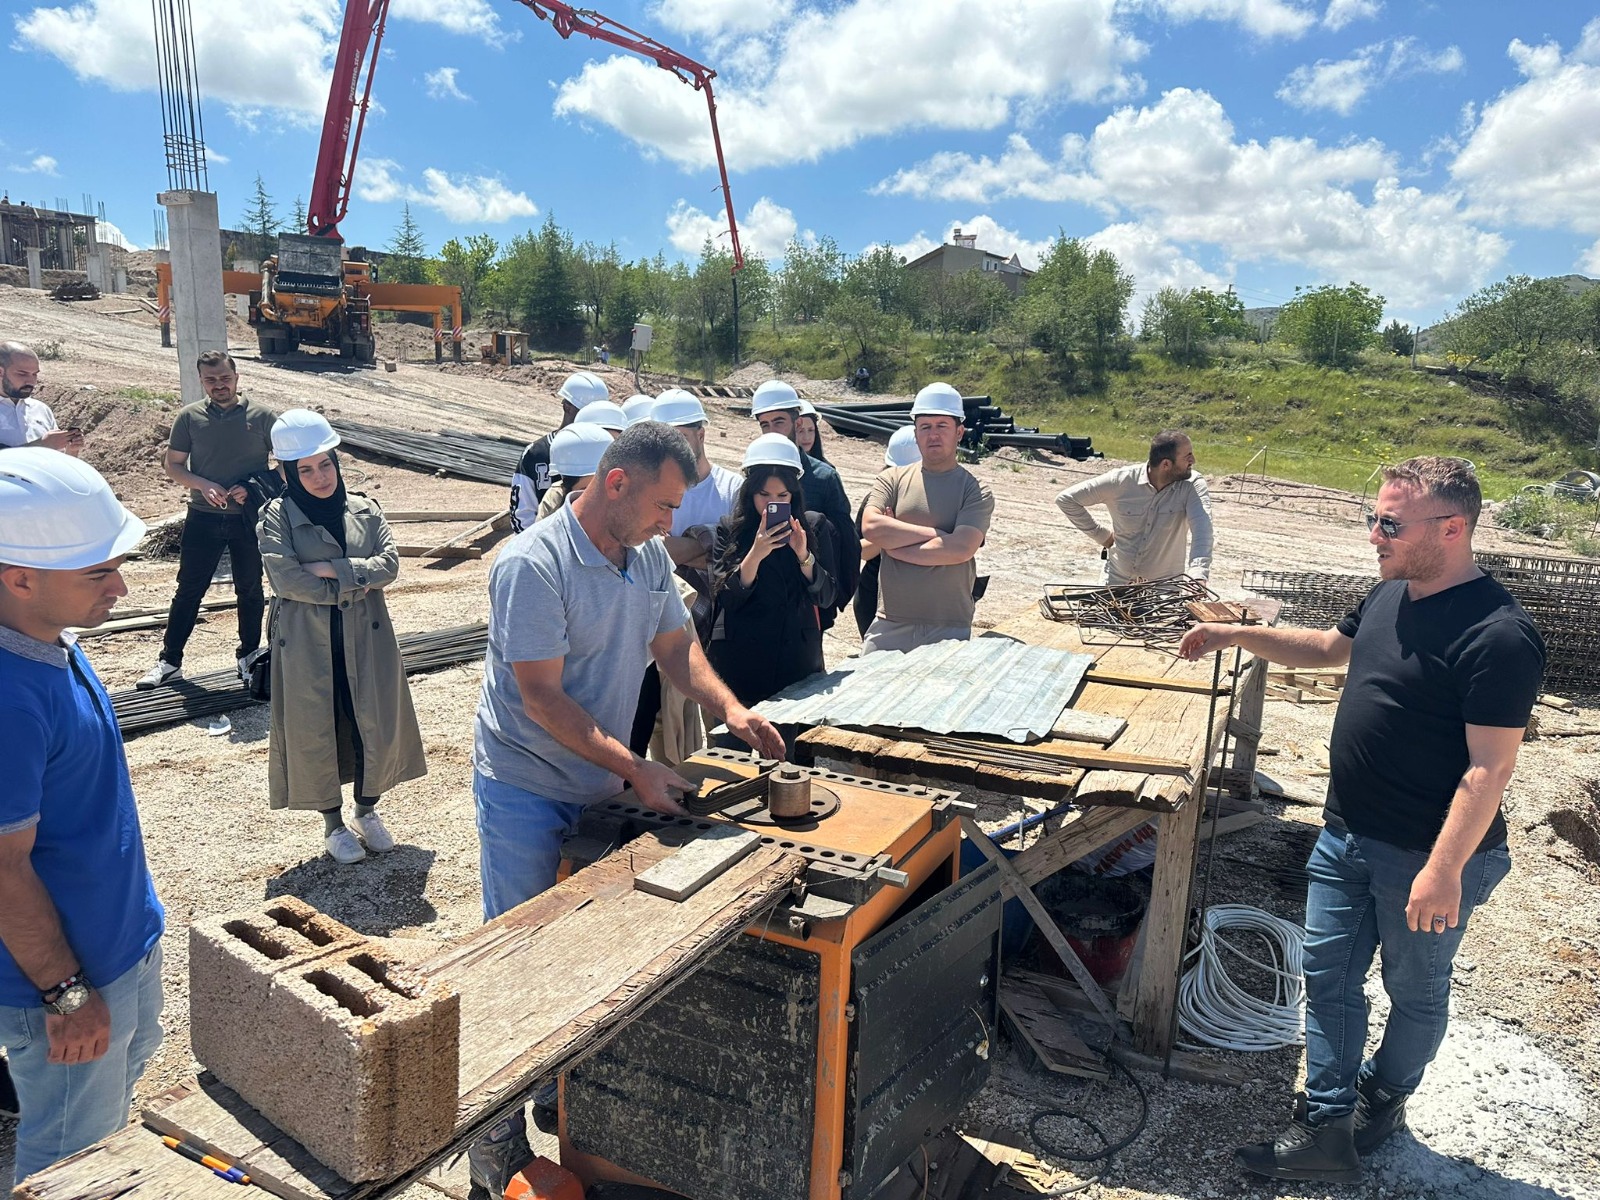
[1,286,1596,1199]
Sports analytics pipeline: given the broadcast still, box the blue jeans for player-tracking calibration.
[473,770,586,921]
[1,944,165,1185]
[1302,826,1510,1124]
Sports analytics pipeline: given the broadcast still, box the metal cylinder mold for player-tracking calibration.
[767,765,813,820]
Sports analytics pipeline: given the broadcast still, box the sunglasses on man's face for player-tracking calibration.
[1364,512,1457,539]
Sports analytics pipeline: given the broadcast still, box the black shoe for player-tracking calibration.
[1236,1107,1361,1183]
[1354,1074,1409,1155]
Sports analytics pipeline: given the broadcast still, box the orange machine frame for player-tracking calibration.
[559,761,964,1200]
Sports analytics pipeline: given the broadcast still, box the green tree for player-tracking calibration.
[922,269,1012,339]
[240,174,279,262]
[840,244,922,321]
[1274,282,1384,367]
[1020,235,1133,381]
[434,233,498,320]
[290,195,307,235]
[524,215,582,349]
[1141,286,1250,361]
[384,203,429,285]
[1381,319,1415,357]
[1440,275,1580,373]
[732,251,775,338]
[574,240,625,346]
[779,236,844,323]
[672,240,736,378]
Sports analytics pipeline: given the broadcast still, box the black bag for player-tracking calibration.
[247,649,271,701]
[240,469,285,510]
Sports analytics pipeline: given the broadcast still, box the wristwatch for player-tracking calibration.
[41,972,92,1016]
[802,552,816,569]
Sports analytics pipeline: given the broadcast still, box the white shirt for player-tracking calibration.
[1054,463,1213,584]
[0,396,58,448]
[671,462,742,536]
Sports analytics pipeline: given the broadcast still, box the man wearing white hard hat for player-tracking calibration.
[0,451,166,1184]
[621,395,658,426]
[852,426,923,637]
[138,350,275,691]
[749,379,860,618]
[573,400,629,434]
[654,389,741,549]
[860,382,994,653]
[534,423,612,523]
[509,372,611,533]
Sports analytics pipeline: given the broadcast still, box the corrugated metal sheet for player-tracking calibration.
[752,636,1093,743]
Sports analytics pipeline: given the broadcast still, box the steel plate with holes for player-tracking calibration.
[710,784,842,827]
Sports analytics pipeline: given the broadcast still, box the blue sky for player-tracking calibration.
[5,1,1600,327]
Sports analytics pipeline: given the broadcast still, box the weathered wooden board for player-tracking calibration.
[1000,974,1110,1080]
[17,833,802,1200]
[1049,707,1128,744]
[382,509,504,522]
[394,544,483,559]
[633,825,760,901]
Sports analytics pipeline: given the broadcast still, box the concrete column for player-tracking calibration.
[85,245,106,291]
[159,190,227,407]
[24,247,43,290]
[112,262,127,294]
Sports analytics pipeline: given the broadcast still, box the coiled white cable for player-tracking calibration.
[1178,904,1306,1052]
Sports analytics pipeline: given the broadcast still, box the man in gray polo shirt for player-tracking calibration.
[469,422,783,1197]
[137,351,274,689]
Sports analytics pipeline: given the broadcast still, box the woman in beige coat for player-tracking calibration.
[258,410,426,863]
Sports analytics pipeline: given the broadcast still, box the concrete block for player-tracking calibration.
[188,899,459,1182]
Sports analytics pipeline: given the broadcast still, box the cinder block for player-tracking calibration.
[189,900,460,1182]
[189,897,364,1078]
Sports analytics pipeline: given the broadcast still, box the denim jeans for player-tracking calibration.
[0,944,165,1186]
[472,770,587,922]
[1302,825,1510,1124]
[161,509,265,667]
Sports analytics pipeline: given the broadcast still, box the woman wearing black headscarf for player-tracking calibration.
[257,409,426,863]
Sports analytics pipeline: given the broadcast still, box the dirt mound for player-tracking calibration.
[49,383,182,509]
[1547,782,1600,869]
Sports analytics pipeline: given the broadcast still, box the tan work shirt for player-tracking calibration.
[866,462,994,626]
[1054,463,1213,585]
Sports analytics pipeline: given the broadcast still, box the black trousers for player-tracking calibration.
[161,509,265,667]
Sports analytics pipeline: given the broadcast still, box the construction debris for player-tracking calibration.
[815,394,1100,459]
[1040,575,1222,644]
[330,419,524,486]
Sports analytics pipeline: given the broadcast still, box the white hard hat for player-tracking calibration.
[750,379,801,416]
[653,391,707,426]
[910,382,964,420]
[797,399,818,418]
[0,448,148,570]
[742,433,805,476]
[549,424,612,479]
[574,401,628,432]
[558,372,608,409]
[884,425,922,468]
[270,408,340,461]
[622,395,657,425]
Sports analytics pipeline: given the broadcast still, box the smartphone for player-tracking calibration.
[765,501,792,542]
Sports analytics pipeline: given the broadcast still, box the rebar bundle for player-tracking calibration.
[1239,570,1370,629]
[330,420,524,486]
[1040,575,1219,644]
[110,623,488,734]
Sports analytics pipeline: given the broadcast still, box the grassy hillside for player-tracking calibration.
[741,327,1597,499]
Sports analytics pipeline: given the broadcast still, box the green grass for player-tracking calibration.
[734,328,1597,501]
[117,386,180,406]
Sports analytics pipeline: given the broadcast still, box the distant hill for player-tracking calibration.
[1417,273,1597,352]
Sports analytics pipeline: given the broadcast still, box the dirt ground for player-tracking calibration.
[1,284,1597,1199]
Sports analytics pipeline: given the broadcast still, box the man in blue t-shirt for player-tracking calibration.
[0,450,166,1186]
[1181,456,1544,1185]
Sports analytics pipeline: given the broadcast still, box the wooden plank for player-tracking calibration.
[420,512,507,559]
[1050,707,1127,745]
[1131,769,1207,1059]
[1000,975,1110,1080]
[1010,806,1151,888]
[21,834,802,1200]
[382,510,504,522]
[1537,693,1577,712]
[1085,665,1228,695]
[1228,655,1269,787]
[395,544,483,559]
[961,819,1119,1033]
[633,825,760,901]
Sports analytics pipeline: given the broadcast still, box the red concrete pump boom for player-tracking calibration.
[303,0,743,270]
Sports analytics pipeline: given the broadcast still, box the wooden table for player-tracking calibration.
[795,606,1248,1059]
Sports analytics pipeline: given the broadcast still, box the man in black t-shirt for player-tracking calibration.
[1181,456,1544,1184]
[508,371,610,533]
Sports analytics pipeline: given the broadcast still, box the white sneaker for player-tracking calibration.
[237,648,266,683]
[348,812,395,853]
[136,660,182,690]
[324,827,366,864]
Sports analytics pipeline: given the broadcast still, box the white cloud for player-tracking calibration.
[1087,222,1231,310]
[1278,38,1464,115]
[1322,0,1380,31]
[425,67,471,101]
[554,0,1146,171]
[13,0,506,129]
[1451,20,1600,236]
[877,87,1505,308]
[357,158,536,223]
[653,0,793,39]
[666,196,798,259]
[13,154,60,175]
[1141,0,1319,40]
[97,219,138,250]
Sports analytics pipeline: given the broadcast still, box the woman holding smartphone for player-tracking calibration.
[707,434,839,710]
[257,409,427,863]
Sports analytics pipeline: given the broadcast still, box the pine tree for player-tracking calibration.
[290,195,308,235]
[240,174,279,262]
[385,204,429,285]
